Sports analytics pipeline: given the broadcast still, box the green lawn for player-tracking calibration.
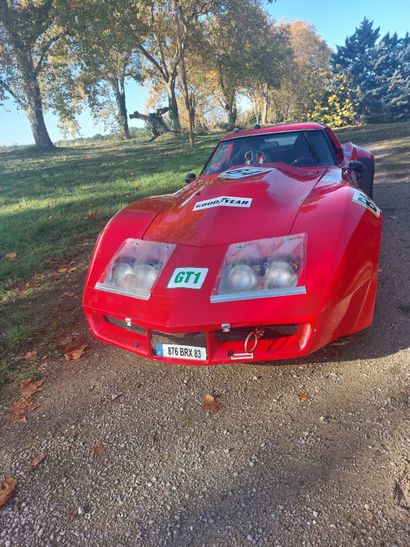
[1,122,409,383]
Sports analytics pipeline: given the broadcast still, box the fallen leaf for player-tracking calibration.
[0,477,16,508]
[93,444,105,458]
[59,291,75,299]
[63,344,89,361]
[85,209,99,218]
[297,390,310,401]
[23,351,38,362]
[30,450,48,470]
[67,507,78,521]
[20,378,45,398]
[4,252,17,261]
[202,393,222,413]
[9,398,42,424]
[47,216,56,221]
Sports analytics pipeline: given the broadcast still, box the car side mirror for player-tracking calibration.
[348,160,364,173]
[185,172,197,185]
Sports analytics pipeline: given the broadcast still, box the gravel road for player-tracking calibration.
[1,151,409,546]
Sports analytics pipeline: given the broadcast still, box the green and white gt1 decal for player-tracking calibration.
[167,267,208,289]
[352,189,381,218]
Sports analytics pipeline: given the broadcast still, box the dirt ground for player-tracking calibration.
[1,143,409,546]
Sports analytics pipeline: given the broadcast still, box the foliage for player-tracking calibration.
[270,21,332,123]
[0,0,70,150]
[333,18,410,123]
[192,0,273,128]
[312,71,356,127]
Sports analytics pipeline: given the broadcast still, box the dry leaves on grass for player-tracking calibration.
[63,344,89,361]
[4,252,17,261]
[85,209,99,218]
[0,477,16,508]
[59,291,75,299]
[93,444,106,458]
[8,398,42,424]
[20,378,45,398]
[23,351,38,362]
[297,390,310,401]
[202,393,223,413]
[30,450,48,470]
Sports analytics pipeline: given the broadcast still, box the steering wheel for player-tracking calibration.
[291,157,315,167]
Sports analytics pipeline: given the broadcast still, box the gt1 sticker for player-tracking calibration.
[193,195,252,211]
[220,166,272,179]
[352,189,381,218]
[167,267,208,289]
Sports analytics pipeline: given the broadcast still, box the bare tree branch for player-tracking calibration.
[0,78,25,108]
[138,43,168,81]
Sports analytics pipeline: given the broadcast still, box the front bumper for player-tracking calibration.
[85,310,316,365]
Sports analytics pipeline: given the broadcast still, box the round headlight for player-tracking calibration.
[110,260,133,286]
[265,257,299,288]
[133,263,159,290]
[228,264,257,291]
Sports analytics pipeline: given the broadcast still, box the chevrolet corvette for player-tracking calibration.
[83,123,382,365]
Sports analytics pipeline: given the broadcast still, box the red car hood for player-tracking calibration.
[143,165,327,246]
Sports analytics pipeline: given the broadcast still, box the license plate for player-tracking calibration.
[155,343,207,361]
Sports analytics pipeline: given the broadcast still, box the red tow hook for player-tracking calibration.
[244,328,265,354]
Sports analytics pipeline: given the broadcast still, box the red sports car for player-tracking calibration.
[83,123,382,365]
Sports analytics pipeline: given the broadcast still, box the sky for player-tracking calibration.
[1,0,409,146]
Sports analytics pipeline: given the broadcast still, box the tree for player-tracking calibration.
[333,19,410,123]
[244,22,292,125]
[372,32,410,122]
[311,71,356,127]
[332,18,380,122]
[197,0,272,129]
[138,1,183,132]
[0,0,66,150]
[68,0,143,139]
[385,34,410,121]
[270,21,331,123]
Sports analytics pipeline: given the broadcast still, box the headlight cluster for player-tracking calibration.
[95,239,175,300]
[212,234,306,302]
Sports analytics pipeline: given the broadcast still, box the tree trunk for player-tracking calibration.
[24,80,55,151]
[166,80,181,133]
[173,0,194,146]
[225,96,237,129]
[112,78,131,139]
[262,95,269,125]
[129,108,170,140]
[253,94,260,124]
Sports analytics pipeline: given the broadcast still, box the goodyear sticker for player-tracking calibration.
[167,268,208,289]
[352,189,381,218]
[193,195,252,211]
[220,166,272,179]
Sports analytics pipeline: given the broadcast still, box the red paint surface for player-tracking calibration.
[83,124,382,365]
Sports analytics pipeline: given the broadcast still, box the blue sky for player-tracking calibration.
[1,0,409,146]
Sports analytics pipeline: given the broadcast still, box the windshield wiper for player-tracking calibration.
[303,132,320,165]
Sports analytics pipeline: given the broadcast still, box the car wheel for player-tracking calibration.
[359,157,374,199]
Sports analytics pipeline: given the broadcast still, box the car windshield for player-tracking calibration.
[202,130,337,175]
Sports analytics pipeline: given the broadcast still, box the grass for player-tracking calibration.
[0,122,409,382]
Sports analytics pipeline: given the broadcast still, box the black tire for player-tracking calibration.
[359,157,375,199]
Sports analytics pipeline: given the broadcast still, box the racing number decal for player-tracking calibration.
[352,190,381,218]
[167,267,208,289]
[220,166,272,179]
